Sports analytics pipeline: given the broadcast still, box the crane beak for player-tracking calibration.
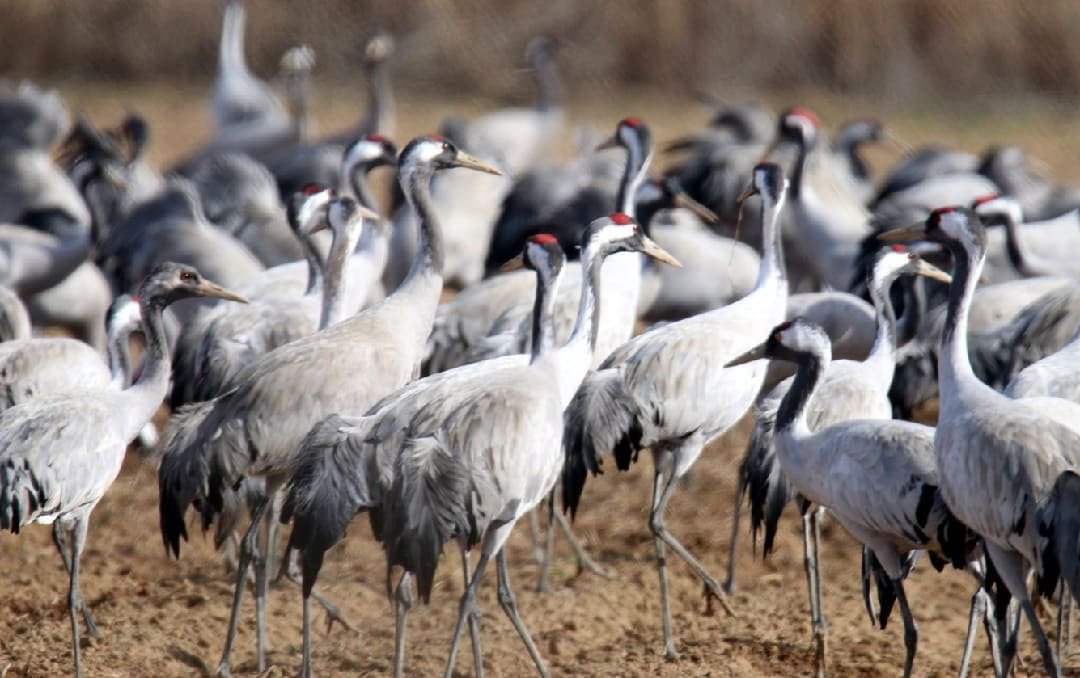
[725,341,768,368]
[663,136,697,154]
[882,129,914,156]
[673,191,720,225]
[912,259,952,284]
[596,135,618,151]
[452,151,503,175]
[735,185,758,207]
[499,254,525,272]
[877,222,927,242]
[353,203,382,222]
[638,235,682,268]
[197,280,249,304]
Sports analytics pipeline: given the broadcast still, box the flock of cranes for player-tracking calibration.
[4,1,1080,676]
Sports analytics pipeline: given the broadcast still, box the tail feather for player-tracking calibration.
[0,457,46,534]
[156,401,216,558]
[380,436,485,603]
[282,414,380,597]
[1039,469,1080,603]
[562,368,641,519]
[862,548,920,630]
[738,401,793,556]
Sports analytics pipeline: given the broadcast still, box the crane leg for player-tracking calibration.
[538,484,610,592]
[53,522,100,639]
[444,552,492,678]
[300,587,313,678]
[650,467,679,660]
[496,549,549,677]
[461,550,484,678]
[891,577,919,678]
[214,497,269,677]
[527,510,544,563]
[392,572,414,678]
[67,515,91,678]
[536,491,557,593]
[651,466,736,618]
[801,509,827,678]
[1057,582,1073,661]
[958,581,987,678]
[722,475,747,595]
[254,524,269,673]
[282,550,355,632]
[985,543,1059,677]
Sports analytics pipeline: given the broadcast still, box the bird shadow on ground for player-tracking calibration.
[166,645,210,676]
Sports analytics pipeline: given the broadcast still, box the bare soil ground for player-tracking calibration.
[2,82,1080,676]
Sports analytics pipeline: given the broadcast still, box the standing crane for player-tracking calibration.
[0,263,246,678]
[283,214,680,677]
[880,206,1080,676]
[562,162,789,657]
[725,318,974,678]
[158,136,501,676]
[723,245,953,670]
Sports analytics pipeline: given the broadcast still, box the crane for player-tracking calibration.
[158,136,501,675]
[562,162,789,657]
[0,262,245,678]
[880,206,1080,676]
[284,217,679,676]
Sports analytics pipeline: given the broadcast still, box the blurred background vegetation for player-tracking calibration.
[5,0,1080,103]
[6,0,1080,179]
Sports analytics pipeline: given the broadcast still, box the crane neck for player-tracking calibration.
[299,230,325,297]
[363,58,395,138]
[530,262,563,363]
[220,1,247,77]
[347,162,382,219]
[399,165,444,289]
[895,276,925,347]
[533,51,563,113]
[106,318,135,389]
[775,346,830,439]
[121,296,174,441]
[998,212,1050,277]
[755,195,788,290]
[566,241,605,357]
[789,139,811,202]
[939,238,986,403]
[616,141,652,217]
[320,218,366,329]
[0,289,31,341]
[865,270,900,380]
[284,70,312,141]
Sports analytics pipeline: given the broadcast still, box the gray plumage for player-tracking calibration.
[0,293,141,411]
[881,207,1080,677]
[0,262,245,678]
[158,137,501,676]
[742,318,973,678]
[563,163,789,658]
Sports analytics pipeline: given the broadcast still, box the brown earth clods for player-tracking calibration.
[0,414,1075,677]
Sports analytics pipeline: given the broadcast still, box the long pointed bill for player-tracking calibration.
[638,235,682,268]
[452,151,503,175]
[912,259,952,284]
[877,222,928,242]
[882,129,913,156]
[197,281,249,304]
[725,341,767,368]
[500,253,525,272]
[735,185,757,207]
[353,203,382,222]
[674,192,720,225]
[595,135,618,151]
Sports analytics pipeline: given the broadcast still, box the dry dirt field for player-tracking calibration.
[2,81,1080,676]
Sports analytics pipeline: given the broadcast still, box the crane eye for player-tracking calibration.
[180,271,196,282]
